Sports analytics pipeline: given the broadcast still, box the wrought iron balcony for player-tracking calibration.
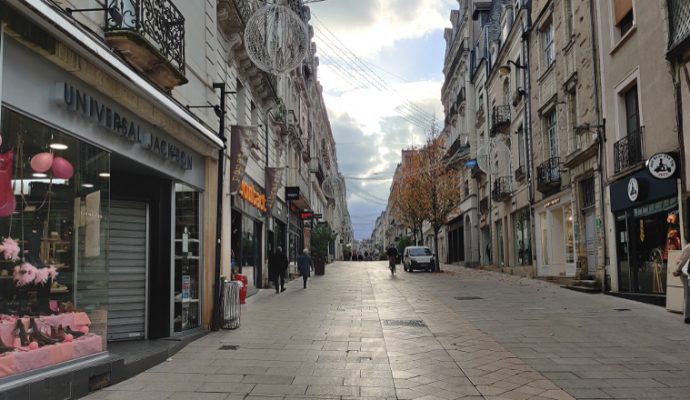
[613,127,644,174]
[537,157,561,193]
[491,177,511,202]
[443,135,470,163]
[667,0,690,58]
[514,165,526,181]
[104,0,186,91]
[490,105,511,136]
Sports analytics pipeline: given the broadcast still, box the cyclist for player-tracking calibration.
[386,246,399,275]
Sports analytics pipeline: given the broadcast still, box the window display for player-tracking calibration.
[174,184,200,332]
[0,109,108,378]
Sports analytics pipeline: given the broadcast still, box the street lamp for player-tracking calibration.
[498,60,526,77]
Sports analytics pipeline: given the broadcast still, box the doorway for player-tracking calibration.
[107,200,148,341]
[585,208,597,276]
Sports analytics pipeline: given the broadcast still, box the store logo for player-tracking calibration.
[239,181,267,213]
[628,177,639,202]
[55,82,193,170]
[647,153,676,179]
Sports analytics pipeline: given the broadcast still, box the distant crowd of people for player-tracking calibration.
[347,251,379,261]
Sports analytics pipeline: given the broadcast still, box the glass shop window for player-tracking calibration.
[174,184,200,333]
[0,108,109,378]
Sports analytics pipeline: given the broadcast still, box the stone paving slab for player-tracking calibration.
[83,262,690,399]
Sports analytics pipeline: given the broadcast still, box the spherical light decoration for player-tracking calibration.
[244,4,310,75]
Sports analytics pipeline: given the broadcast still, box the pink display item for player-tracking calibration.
[0,151,16,217]
[13,263,38,286]
[30,152,54,173]
[0,237,20,261]
[63,334,73,343]
[79,326,89,334]
[34,265,58,285]
[50,157,73,179]
[28,342,38,350]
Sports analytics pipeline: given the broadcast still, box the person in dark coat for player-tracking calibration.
[297,248,313,289]
[269,246,289,293]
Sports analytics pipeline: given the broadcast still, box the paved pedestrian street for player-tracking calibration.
[86,262,690,400]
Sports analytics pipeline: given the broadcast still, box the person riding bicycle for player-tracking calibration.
[386,246,399,271]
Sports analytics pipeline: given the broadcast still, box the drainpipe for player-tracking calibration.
[589,0,607,293]
[521,4,537,276]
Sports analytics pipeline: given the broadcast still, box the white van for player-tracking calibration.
[402,246,435,272]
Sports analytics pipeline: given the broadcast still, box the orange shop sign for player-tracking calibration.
[239,181,267,213]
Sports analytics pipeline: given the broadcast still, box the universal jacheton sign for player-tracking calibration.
[55,82,193,170]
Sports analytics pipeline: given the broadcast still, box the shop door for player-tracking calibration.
[585,209,597,276]
[107,200,148,341]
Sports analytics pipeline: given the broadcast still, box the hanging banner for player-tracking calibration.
[229,125,253,195]
[265,167,283,212]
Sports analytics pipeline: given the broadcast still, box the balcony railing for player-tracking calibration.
[667,0,690,57]
[490,105,511,136]
[537,157,561,193]
[491,177,511,202]
[613,127,644,174]
[104,0,186,89]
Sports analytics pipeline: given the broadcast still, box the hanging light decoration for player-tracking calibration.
[244,3,310,75]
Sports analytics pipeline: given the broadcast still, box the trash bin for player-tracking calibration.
[220,280,241,329]
[232,274,248,304]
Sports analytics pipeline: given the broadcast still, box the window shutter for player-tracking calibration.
[614,0,633,25]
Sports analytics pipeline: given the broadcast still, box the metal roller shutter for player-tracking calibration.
[107,200,148,341]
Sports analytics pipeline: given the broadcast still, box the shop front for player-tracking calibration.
[447,217,464,264]
[231,180,266,290]
[534,192,575,277]
[0,32,209,382]
[610,165,680,296]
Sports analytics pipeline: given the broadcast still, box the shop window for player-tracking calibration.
[0,109,109,378]
[513,208,532,266]
[540,212,549,264]
[565,204,575,263]
[174,184,200,333]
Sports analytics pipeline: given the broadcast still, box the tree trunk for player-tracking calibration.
[433,227,441,272]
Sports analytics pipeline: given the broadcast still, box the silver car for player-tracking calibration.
[402,246,435,272]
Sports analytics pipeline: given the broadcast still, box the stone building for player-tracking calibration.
[596,0,681,299]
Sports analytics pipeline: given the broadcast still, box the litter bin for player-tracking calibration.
[232,274,248,304]
[220,280,241,329]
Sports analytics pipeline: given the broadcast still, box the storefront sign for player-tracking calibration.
[611,170,677,213]
[229,126,253,194]
[628,177,639,202]
[239,181,267,213]
[265,167,284,212]
[647,153,676,179]
[55,82,193,170]
[300,210,314,220]
[285,186,300,201]
[545,198,561,208]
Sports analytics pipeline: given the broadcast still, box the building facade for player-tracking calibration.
[0,0,351,394]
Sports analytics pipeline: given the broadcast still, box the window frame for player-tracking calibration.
[542,20,555,69]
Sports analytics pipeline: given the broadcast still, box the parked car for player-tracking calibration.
[402,246,435,272]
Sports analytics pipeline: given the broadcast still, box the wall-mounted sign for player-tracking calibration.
[647,153,676,179]
[239,181,267,213]
[313,213,323,219]
[56,82,192,170]
[300,210,314,220]
[628,177,639,202]
[286,186,300,201]
[265,167,283,212]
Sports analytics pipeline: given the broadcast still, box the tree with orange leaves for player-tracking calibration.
[390,151,426,245]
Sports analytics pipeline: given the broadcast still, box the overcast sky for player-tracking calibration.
[309,0,455,240]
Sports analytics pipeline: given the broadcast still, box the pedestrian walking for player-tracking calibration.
[269,246,288,293]
[297,248,313,288]
[672,242,690,323]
